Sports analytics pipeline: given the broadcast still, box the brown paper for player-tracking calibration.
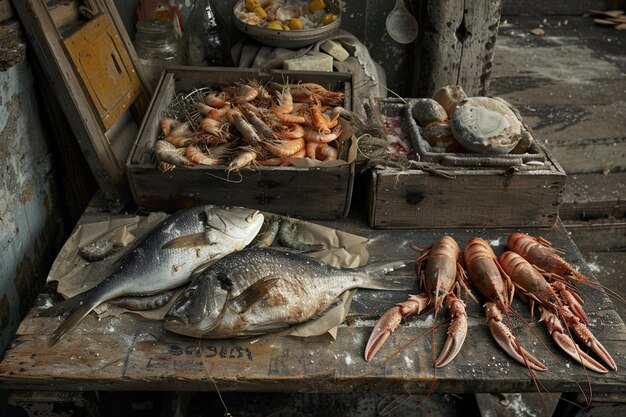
[47,212,369,337]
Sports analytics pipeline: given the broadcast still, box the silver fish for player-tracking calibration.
[40,205,264,345]
[164,248,409,339]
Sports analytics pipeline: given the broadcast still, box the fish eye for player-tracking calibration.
[184,288,196,298]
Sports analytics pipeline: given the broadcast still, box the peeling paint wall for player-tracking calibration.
[0,60,64,355]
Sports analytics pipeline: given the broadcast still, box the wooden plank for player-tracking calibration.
[491,19,626,175]
[501,0,622,16]
[63,13,142,130]
[409,0,501,97]
[544,137,626,175]
[369,167,565,229]
[560,172,626,220]
[11,0,128,209]
[0,223,624,394]
[564,220,626,252]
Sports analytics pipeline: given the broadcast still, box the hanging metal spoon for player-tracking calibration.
[386,0,418,44]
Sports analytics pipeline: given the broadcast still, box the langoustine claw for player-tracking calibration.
[365,236,475,368]
[364,293,429,362]
[464,238,547,371]
[500,250,617,373]
[539,307,610,373]
[484,302,547,371]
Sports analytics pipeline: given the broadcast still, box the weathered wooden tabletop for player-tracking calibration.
[0,215,624,395]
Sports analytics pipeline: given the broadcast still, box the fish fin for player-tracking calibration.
[162,232,214,249]
[188,257,219,279]
[230,275,281,314]
[48,301,98,346]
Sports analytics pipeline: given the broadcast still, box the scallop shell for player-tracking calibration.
[450,97,522,154]
[411,98,448,127]
[432,85,467,117]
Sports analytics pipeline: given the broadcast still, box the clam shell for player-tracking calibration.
[411,98,448,127]
[432,85,467,117]
[450,97,522,154]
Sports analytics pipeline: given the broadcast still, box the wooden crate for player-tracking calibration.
[368,99,567,229]
[128,67,354,218]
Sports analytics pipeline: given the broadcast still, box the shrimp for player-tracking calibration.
[166,134,197,148]
[291,83,344,106]
[206,107,228,122]
[316,143,338,161]
[303,125,342,143]
[169,121,192,138]
[230,83,259,103]
[263,138,305,158]
[154,140,194,168]
[191,101,215,116]
[184,144,221,165]
[272,107,307,125]
[273,85,294,114]
[199,117,227,137]
[240,104,274,139]
[159,117,179,136]
[273,124,304,140]
[204,91,229,108]
[227,109,261,147]
[310,98,339,132]
[226,148,257,171]
[305,140,318,158]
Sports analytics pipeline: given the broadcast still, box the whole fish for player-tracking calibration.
[164,248,409,339]
[40,205,264,345]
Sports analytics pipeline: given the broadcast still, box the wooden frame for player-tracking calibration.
[11,0,149,210]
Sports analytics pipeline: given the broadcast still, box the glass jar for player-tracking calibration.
[133,19,184,89]
[186,0,232,67]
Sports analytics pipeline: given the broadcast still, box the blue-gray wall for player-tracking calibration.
[0,60,64,354]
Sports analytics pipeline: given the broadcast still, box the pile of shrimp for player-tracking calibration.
[153,79,346,173]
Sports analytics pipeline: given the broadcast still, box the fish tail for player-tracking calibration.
[36,291,90,317]
[358,260,413,291]
[49,300,98,346]
[360,260,408,276]
[359,277,414,291]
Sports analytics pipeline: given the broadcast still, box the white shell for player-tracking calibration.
[450,97,522,154]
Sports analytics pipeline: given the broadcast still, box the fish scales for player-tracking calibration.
[164,248,409,339]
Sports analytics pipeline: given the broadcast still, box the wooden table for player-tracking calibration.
[0,215,624,400]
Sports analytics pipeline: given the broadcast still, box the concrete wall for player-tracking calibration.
[0,60,64,355]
